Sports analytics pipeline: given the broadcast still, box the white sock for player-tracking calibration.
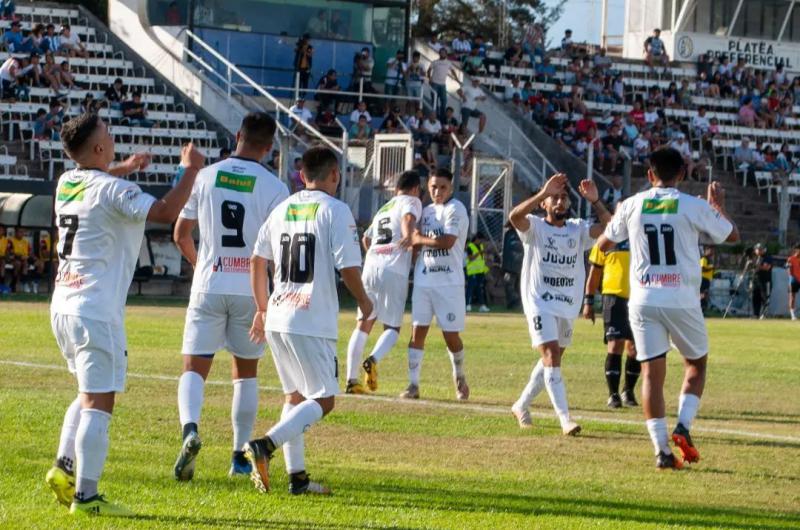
[448,349,465,378]
[266,399,323,448]
[791,308,796,318]
[346,329,369,381]
[281,403,305,474]
[677,393,700,431]
[407,348,424,386]
[75,408,111,500]
[514,359,545,411]
[543,366,571,427]
[56,396,82,474]
[646,417,671,455]
[178,370,205,428]
[231,378,258,451]
[370,329,399,363]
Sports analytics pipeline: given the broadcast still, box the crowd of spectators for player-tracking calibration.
[0,225,52,295]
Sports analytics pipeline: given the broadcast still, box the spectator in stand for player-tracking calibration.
[622,114,638,144]
[165,1,182,25]
[2,20,23,52]
[314,104,339,134]
[421,110,442,152]
[293,35,313,91]
[58,24,88,58]
[1,0,15,19]
[569,84,588,115]
[458,77,487,133]
[555,121,576,151]
[306,10,329,38]
[32,108,48,139]
[352,46,375,91]
[644,28,669,71]
[504,78,522,102]
[573,133,590,158]
[406,107,424,135]
[15,53,40,99]
[738,96,758,127]
[80,92,99,113]
[599,123,624,173]
[560,29,574,57]
[43,24,59,54]
[1,56,20,100]
[104,77,128,109]
[602,175,624,209]
[9,228,32,293]
[289,157,304,193]
[504,41,526,68]
[428,47,456,122]
[44,99,64,139]
[428,34,443,53]
[536,56,557,83]
[289,98,314,125]
[122,91,155,128]
[594,48,613,72]
[463,47,484,76]
[611,75,625,103]
[405,52,424,112]
[56,60,76,90]
[482,41,503,76]
[734,137,757,169]
[380,116,401,134]
[670,133,695,179]
[584,75,605,102]
[349,100,371,124]
[315,69,340,112]
[575,112,596,136]
[696,53,714,79]
[452,30,471,61]
[633,130,651,162]
[348,114,373,142]
[643,102,660,126]
[384,49,407,96]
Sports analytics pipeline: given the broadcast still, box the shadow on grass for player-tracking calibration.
[130,514,412,529]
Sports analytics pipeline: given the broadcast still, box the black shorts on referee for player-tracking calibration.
[602,294,634,344]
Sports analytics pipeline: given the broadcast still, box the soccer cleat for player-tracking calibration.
[243,438,273,493]
[69,495,134,517]
[511,406,533,429]
[345,380,366,394]
[562,420,582,436]
[289,472,331,496]
[655,451,683,470]
[228,451,252,478]
[362,356,378,392]
[621,389,638,407]
[455,375,470,401]
[173,431,202,481]
[466,304,472,312]
[672,423,700,463]
[607,393,622,409]
[479,305,490,313]
[399,384,420,399]
[45,466,75,508]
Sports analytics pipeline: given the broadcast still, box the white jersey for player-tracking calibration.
[50,169,156,324]
[414,199,469,288]
[604,187,733,309]
[364,194,422,276]
[518,214,594,319]
[253,189,362,340]
[180,156,289,296]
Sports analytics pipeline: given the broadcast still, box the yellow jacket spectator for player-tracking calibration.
[465,235,490,312]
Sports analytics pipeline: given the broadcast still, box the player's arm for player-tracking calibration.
[583,263,602,323]
[108,152,152,177]
[509,173,568,232]
[147,143,205,223]
[340,267,373,319]
[173,217,197,267]
[361,233,372,252]
[398,212,417,250]
[412,232,458,250]
[249,254,271,344]
[578,180,612,238]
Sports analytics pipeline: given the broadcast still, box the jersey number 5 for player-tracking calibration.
[644,223,676,266]
[221,200,246,247]
[279,233,316,283]
[375,218,393,245]
[58,214,79,258]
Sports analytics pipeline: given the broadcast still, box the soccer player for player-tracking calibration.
[598,147,739,469]
[172,113,289,481]
[244,146,373,495]
[787,244,800,320]
[344,170,422,394]
[46,112,204,515]
[509,173,611,435]
[401,167,470,401]
[583,234,641,409]
[699,246,714,313]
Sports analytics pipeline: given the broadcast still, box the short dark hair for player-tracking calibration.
[239,112,276,149]
[793,243,800,250]
[61,113,101,157]
[433,167,453,181]
[649,147,685,184]
[302,145,339,183]
[396,170,420,191]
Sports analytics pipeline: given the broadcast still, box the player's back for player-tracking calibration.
[51,168,155,323]
[414,198,469,287]
[261,189,361,340]
[188,156,288,296]
[364,194,422,276]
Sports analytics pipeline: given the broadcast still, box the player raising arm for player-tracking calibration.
[244,146,372,495]
[508,173,611,434]
[46,113,204,516]
[598,147,739,470]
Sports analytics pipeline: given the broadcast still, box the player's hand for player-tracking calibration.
[121,152,151,172]
[358,297,374,323]
[397,233,413,250]
[181,142,205,171]
[541,173,568,198]
[578,179,599,203]
[249,310,266,344]
[582,302,595,324]
[410,230,424,247]
[707,181,726,211]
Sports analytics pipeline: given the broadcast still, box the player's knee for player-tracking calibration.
[182,355,213,379]
[316,396,335,416]
[285,392,304,406]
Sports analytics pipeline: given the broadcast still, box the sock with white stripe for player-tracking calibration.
[55,396,82,474]
[75,408,111,501]
[281,402,305,474]
[513,359,545,411]
[346,329,368,382]
[677,393,701,431]
[646,417,671,455]
[231,378,258,451]
[370,329,399,363]
[448,349,465,378]
[266,399,323,448]
[178,371,205,437]
[407,348,424,386]
[543,366,572,428]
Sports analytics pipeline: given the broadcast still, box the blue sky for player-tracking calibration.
[543,0,625,47]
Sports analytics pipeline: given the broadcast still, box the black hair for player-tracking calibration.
[433,167,453,181]
[61,113,101,157]
[301,145,339,183]
[396,170,420,191]
[793,243,800,250]
[239,112,276,149]
[649,147,685,184]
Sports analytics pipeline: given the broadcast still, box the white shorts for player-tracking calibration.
[358,269,409,328]
[266,331,339,399]
[181,292,264,359]
[525,311,574,348]
[51,313,128,393]
[411,284,465,332]
[629,304,708,362]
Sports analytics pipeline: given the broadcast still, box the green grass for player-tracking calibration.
[0,300,799,529]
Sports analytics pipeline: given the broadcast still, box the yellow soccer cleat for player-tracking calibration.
[362,356,378,392]
[345,380,367,394]
[69,495,134,517]
[45,466,75,508]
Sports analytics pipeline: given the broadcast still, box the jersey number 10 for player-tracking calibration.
[644,223,676,266]
[279,233,316,284]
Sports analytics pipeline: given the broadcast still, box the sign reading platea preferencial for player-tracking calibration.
[675,33,797,70]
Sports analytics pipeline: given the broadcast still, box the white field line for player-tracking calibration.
[2,359,799,444]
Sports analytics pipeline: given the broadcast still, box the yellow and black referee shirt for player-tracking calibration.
[588,240,631,299]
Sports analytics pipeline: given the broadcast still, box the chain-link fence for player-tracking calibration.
[470,157,513,256]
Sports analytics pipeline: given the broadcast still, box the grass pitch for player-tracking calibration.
[0,299,799,529]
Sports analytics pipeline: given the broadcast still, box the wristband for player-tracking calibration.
[583,295,595,306]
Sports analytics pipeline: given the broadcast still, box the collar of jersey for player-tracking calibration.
[228,155,261,164]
